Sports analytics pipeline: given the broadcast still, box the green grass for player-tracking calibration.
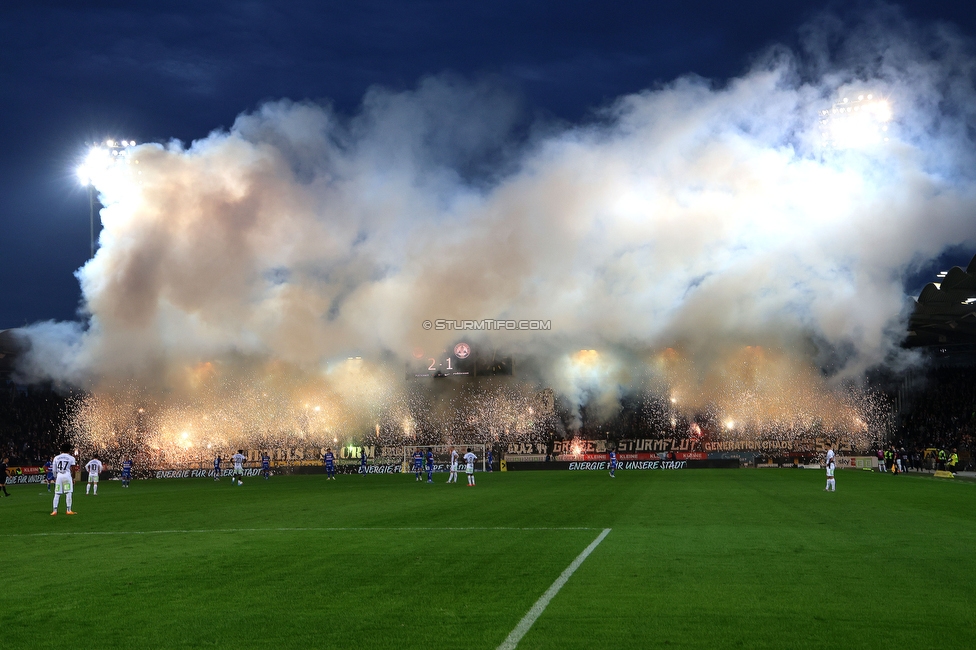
[2,469,974,648]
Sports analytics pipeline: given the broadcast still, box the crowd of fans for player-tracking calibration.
[0,381,69,465]
[1,364,975,470]
[893,366,976,469]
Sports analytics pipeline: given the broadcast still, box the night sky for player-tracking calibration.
[2,1,975,329]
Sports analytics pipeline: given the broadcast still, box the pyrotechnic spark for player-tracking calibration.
[63,343,887,470]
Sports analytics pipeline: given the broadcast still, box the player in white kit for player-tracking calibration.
[447,447,459,483]
[51,446,77,515]
[85,456,103,495]
[463,448,477,487]
[232,450,246,486]
[825,461,836,492]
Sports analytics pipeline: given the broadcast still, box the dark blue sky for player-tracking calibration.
[2,1,975,329]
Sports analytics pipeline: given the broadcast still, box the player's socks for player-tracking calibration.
[66,493,73,511]
[86,484,90,495]
[53,494,60,510]
[94,485,98,495]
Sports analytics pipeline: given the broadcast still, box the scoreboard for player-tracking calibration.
[407,342,513,379]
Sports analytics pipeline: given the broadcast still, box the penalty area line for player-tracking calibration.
[497,528,611,650]
[2,526,599,538]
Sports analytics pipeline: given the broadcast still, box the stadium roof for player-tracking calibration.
[907,254,976,348]
[0,329,30,377]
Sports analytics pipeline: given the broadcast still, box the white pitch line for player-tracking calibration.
[2,526,598,538]
[497,528,611,650]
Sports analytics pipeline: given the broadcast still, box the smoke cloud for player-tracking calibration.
[19,8,976,440]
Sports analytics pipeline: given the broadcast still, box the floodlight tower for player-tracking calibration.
[819,93,892,155]
[77,138,134,259]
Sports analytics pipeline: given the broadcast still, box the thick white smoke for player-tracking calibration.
[19,11,976,428]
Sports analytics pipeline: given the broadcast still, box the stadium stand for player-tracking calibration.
[0,380,68,465]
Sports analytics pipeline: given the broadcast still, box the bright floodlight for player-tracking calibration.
[77,139,134,185]
[820,94,892,150]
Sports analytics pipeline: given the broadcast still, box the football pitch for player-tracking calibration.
[3,469,974,649]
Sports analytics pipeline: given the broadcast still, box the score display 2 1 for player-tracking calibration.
[409,342,473,378]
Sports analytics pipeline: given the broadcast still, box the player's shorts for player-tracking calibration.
[45,474,54,481]
[450,463,458,472]
[122,471,131,480]
[54,473,73,494]
[88,473,99,483]
[465,462,474,475]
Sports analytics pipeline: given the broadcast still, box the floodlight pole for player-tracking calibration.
[88,182,95,259]
[80,138,136,260]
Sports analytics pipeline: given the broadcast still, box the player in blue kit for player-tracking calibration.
[360,449,368,475]
[43,460,54,491]
[425,448,434,483]
[121,458,133,487]
[412,448,424,481]
[213,455,222,482]
[323,448,336,480]
[487,449,494,472]
[609,450,618,478]
[261,453,271,480]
